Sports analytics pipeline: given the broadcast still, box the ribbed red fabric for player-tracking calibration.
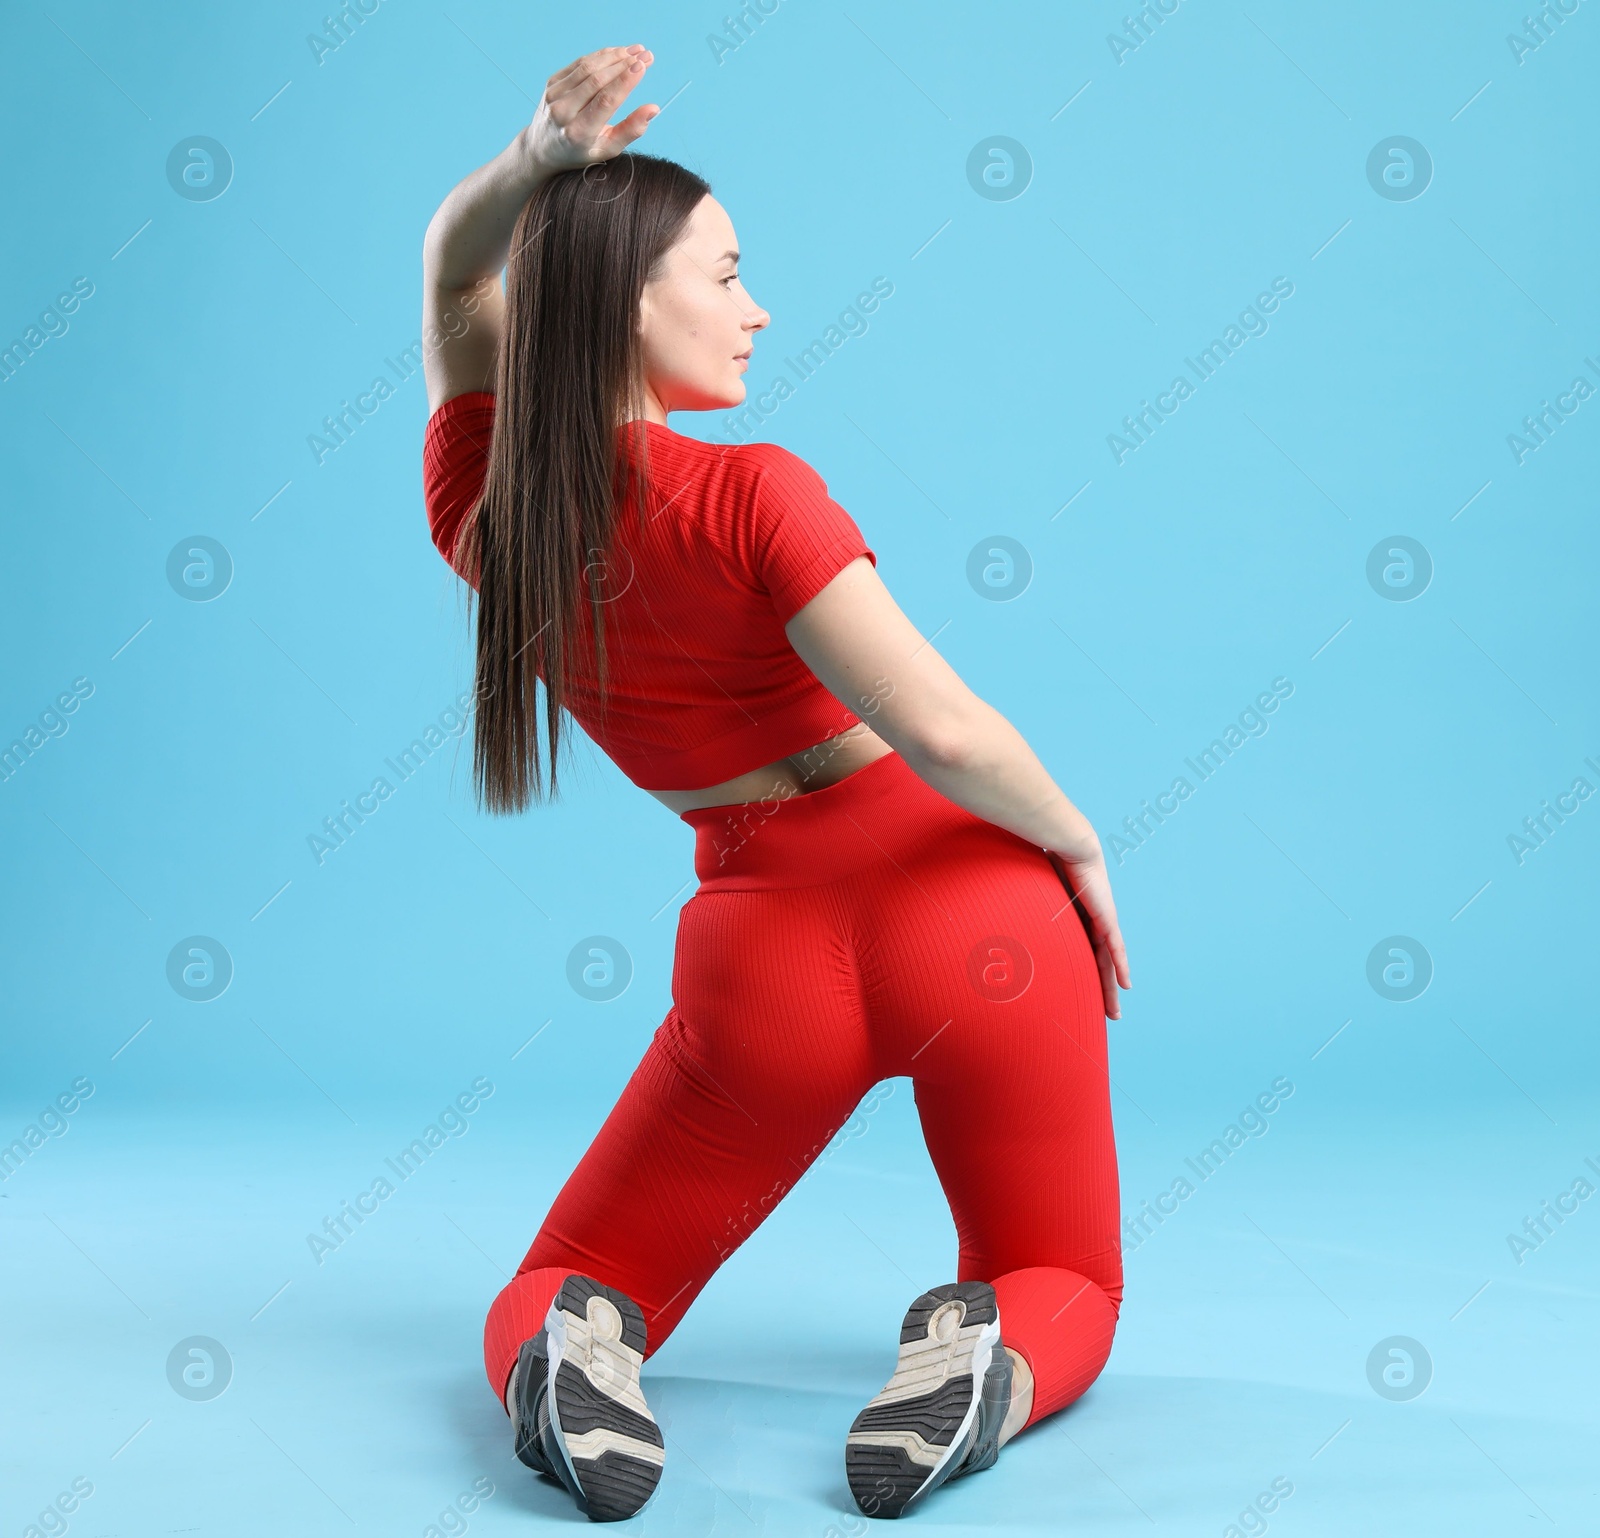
[483,751,1122,1433]
[421,393,878,790]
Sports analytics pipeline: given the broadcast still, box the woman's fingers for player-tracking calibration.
[1088,908,1123,1015]
[1096,925,1125,1016]
[1048,850,1131,1016]
[564,52,648,127]
[600,102,660,152]
[551,47,653,152]
[1093,900,1131,993]
[1088,881,1131,991]
[546,44,644,103]
[547,57,635,139]
[1091,921,1119,1018]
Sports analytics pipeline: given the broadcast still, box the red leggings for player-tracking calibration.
[484,749,1122,1431]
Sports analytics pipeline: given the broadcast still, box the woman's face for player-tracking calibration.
[637,194,769,422]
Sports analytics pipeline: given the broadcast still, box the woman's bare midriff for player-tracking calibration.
[645,721,896,815]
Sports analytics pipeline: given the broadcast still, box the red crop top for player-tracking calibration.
[421,391,878,791]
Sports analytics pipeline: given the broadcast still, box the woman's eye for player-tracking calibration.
[722,273,739,286]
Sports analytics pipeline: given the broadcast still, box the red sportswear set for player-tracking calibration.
[423,393,1122,1430]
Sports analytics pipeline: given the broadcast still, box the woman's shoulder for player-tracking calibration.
[715,437,835,506]
[644,420,807,469]
[666,430,827,495]
[632,425,826,505]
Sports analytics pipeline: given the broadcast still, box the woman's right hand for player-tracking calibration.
[524,45,660,173]
[1045,838,1131,1022]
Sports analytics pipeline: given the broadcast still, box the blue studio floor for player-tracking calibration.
[3,1089,1594,1535]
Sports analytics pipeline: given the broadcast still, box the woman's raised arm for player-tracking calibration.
[421,44,660,413]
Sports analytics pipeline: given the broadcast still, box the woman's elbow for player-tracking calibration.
[897,713,975,773]
[422,218,454,286]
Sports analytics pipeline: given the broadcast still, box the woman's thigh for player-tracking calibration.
[524,886,879,1334]
[856,819,1123,1291]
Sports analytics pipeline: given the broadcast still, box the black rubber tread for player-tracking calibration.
[554,1273,649,1356]
[845,1444,939,1520]
[552,1359,665,1447]
[848,1374,974,1443]
[897,1280,997,1343]
[571,1450,666,1524]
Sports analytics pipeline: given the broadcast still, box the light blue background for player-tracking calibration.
[2,2,1595,1533]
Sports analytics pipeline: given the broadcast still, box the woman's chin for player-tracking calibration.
[670,380,748,414]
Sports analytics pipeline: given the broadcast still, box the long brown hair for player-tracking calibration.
[458,153,710,813]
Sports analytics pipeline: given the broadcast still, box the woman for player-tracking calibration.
[420,43,1130,1524]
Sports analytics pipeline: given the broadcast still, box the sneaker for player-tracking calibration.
[508,1274,665,1522]
[844,1280,1012,1519]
